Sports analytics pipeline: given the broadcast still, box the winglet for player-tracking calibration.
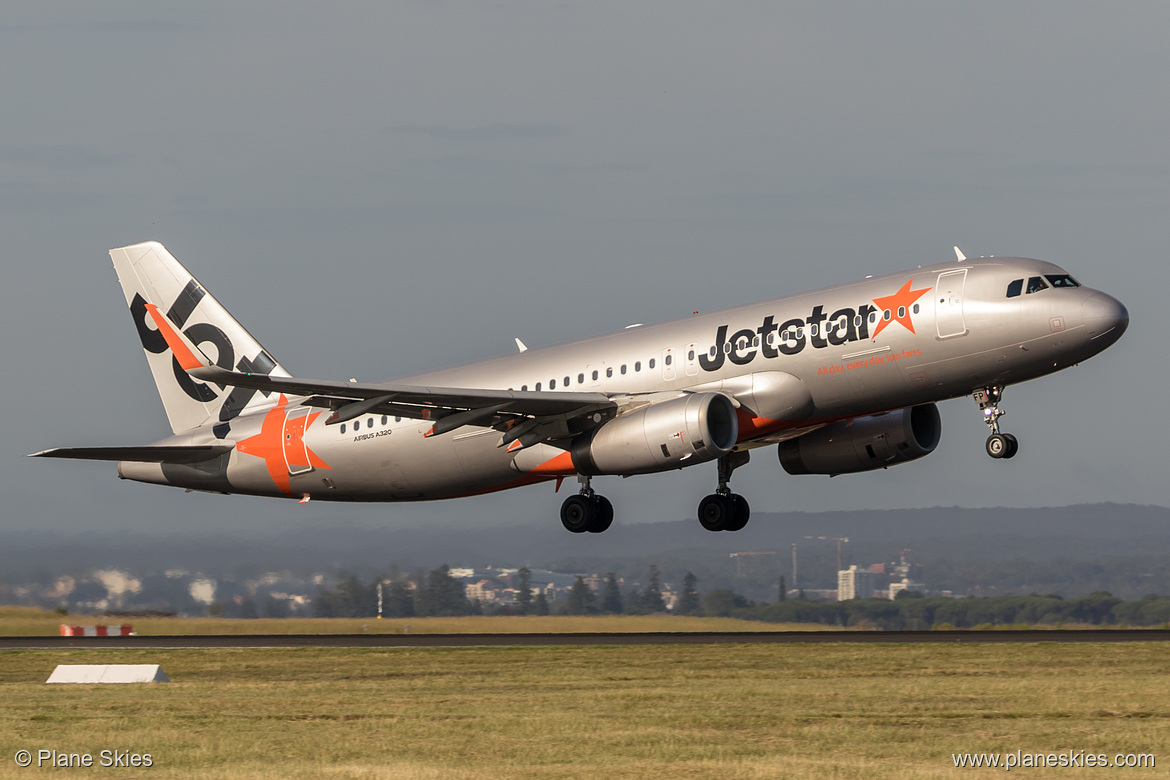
[143,303,212,371]
[954,246,966,262]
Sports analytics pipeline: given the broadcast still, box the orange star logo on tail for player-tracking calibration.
[236,395,331,495]
[871,279,932,338]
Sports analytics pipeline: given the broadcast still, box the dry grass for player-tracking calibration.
[0,609,844,636]
[0,642,1166,778]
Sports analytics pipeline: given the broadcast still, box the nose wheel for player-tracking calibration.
[560,476,614,533]
[974,387,1019,459]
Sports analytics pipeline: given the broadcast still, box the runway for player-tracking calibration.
[3,628,1169,650]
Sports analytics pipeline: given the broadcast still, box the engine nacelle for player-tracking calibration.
[778,403,941,476]
[570,392,738,476]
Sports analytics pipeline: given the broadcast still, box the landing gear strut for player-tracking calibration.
[698,450,751,532]
[560,475,614,534]
[974,386,1018,459]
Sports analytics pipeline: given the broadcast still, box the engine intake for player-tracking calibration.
[778,404,941,476]
[571,392,738,476]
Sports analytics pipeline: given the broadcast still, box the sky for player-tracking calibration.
[2,2,1166,538]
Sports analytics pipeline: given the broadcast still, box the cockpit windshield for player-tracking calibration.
[1026,276,1049,294]
[1045,274,1080,288]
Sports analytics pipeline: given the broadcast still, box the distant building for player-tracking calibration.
[838,565,875,601]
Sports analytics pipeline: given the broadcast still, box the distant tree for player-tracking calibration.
[702,588,749,617]
[601,573,623,614]
[416,564,472,617]
[517,567,533,615]
[262,595,290,618]
[778,576,786,602]
[567,576,596,615]
[534,592,550,616]
[383,579,415,618]
[208,602,226,618]
[642,565,666,613]
[238,597,258,619]
[676,572,700,615]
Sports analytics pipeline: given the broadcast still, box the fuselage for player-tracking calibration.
[118,256,1128,501]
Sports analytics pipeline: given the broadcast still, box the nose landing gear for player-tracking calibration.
[974,386,1018,459]
[697,450,751,532]
[560,475,614,533]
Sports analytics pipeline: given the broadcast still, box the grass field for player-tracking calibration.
[0,607,842,636]
[1,641,1166,778]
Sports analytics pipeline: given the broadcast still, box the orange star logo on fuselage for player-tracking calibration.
[236,394,331,495]
[870,279,932,338]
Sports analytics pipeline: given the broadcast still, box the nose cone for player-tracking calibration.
[1082,292,1129,346]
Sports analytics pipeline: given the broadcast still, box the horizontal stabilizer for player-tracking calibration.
[29,445,232,464]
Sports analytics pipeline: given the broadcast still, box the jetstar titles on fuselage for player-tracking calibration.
[698,279,933,372]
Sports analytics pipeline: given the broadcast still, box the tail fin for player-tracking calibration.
[109,241,291,435]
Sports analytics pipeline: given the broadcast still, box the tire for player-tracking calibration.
[698,494,730,532]
[589,495,614,533]
[1002,433,1019,459]
[985,433,1009,459]
[560,495,594,533]
[724,494,751,531]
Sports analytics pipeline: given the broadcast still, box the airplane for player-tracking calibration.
[32,242,1128,533]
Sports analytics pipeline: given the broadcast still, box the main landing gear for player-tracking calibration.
[974,386,1018,459]
[697,451,751,532]
[560,476,614,534]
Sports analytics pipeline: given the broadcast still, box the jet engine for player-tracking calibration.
[777,403,941,476]
[570,392,738,475]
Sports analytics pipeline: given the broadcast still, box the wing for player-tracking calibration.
[142,302,617,443]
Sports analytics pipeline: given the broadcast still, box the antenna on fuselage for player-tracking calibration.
[954,246,967,262]
[514,338,528,353]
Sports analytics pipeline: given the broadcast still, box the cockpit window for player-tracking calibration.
[1045,274,1080,288]
[1006,279,1023,298]
[1026,276,1049,294]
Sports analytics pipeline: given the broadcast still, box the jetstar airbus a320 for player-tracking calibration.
[33,242,1128,533]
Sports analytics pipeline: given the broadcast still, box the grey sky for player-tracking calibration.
[2,2,1164,536]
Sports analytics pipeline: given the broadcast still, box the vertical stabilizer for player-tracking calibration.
[109,241,290,435]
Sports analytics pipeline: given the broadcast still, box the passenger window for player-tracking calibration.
[521,385,527,391]
[621,365,627,374]
[1046,274,1080,288]
[1006,279,1023,298]
[869,312,877,323]
[578,373,584,384]
[592,370,598,381]
[912,304,919,314]
[1026,276,1049,294]
[665,354,672,365]
[649,358,655,369]
[395,416,401,422]
[367,418,373,427]
[897,307,905,318]
[550,378,556,389]
[606,368,613,378]
[634,362,641,372]
[354,420,360,430]
[564,376,569,386]
[688,349,695,360]
[340,424,346,434]
[381,415,388,425]
[854,315,862,327]
[810,324,818,336]
[709,346,718,358]
[535,382,541,391]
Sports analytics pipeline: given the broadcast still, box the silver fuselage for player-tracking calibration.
[119,256,1128,500]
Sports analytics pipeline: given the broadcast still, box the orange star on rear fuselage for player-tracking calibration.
[236,394,330,496]
[870,279,932,338]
